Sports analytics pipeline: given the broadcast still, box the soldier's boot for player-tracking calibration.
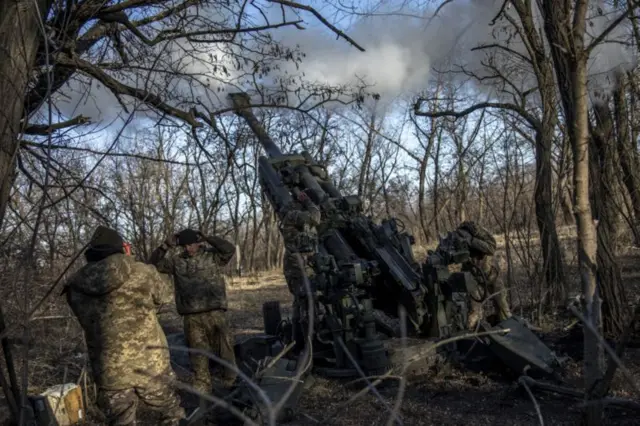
[191,379,212,411]
[493,295,512,322]
[291,299,305,353]
[490,278,512,321]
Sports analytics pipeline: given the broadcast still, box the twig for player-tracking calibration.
[563,319,580,332]
[336,337,403,425]
[518,375,545,426]
[386,306,408,426]
[260,342,296,374]
[267,0,365,51]
[271,253,315,422]
[21,141,204,167]
[31,315,74,321]
[23,115,90,135]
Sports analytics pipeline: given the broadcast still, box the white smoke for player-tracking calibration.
[262,0,510,106]
[262,0,637,108]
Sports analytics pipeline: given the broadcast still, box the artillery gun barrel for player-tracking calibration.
[229,93,283,158]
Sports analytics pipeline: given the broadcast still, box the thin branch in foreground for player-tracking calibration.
[386,306,408,426]
[518,375,545,426]
[21,141,204,167]
[23,115,90,135]
[336,337,403,425]
[267,0,366,51]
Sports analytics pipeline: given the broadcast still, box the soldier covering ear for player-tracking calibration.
[64,226,185,425]
[149,228,237,403]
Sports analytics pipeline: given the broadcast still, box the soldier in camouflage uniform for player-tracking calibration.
[454,221,512,329]
[149,229,237,398]
[280,197,321,352]
[63,226,185,426]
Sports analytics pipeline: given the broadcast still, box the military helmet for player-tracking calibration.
[456,221,497,256]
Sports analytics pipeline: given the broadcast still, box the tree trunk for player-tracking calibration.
[613,72,640,246]
[0,0,51,229]
[591,101,627,337]
[358,108,377,203]
[452,133,468,224]
[542,2,604,424]
[433,137,442,236]
[558,135,575,225]
[535,127,566,305]
[571,60,604,426]
[512,0,566,306]
[478,141,486,223]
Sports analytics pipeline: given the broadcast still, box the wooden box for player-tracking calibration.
[32,383,85,425]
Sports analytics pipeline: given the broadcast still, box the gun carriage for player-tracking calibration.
[186,93,566,425]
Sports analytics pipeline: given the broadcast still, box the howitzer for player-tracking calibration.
[174,94,570,425]
[229,92,485,377]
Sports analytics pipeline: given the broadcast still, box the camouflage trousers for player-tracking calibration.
[283,250,314,299]
[97,371,184,426]
[464,257,512,329]
[283,250,314,351]
[183,310,237,395]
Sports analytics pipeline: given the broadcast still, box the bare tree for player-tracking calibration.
[539,1,635,423]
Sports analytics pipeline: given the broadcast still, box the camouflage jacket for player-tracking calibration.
[151,236,235,315]
[64,253,174,390]
[461,256,500,287]
[280,203,320,254]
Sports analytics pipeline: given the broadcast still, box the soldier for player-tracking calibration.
[280,196,321,352]
[149,229,237,400]
[63,226,185,426]
[454,221,512,329]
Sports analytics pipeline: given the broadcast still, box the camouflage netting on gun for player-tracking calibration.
[456,221,497,256]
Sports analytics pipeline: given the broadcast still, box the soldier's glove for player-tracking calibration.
[456,221,496,257]
[163,234,177,249]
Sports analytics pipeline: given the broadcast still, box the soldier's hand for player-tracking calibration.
[308,207,321,226]
[164,235,177,248]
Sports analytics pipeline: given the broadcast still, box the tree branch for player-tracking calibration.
[414,99,541,130]
[21,141,203,166]
[55,52,210,128]
[586,2,637,54]
[23,115,90,135]
[140,20,304,45]
[471,43,533,65]
[267,0,366,51]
